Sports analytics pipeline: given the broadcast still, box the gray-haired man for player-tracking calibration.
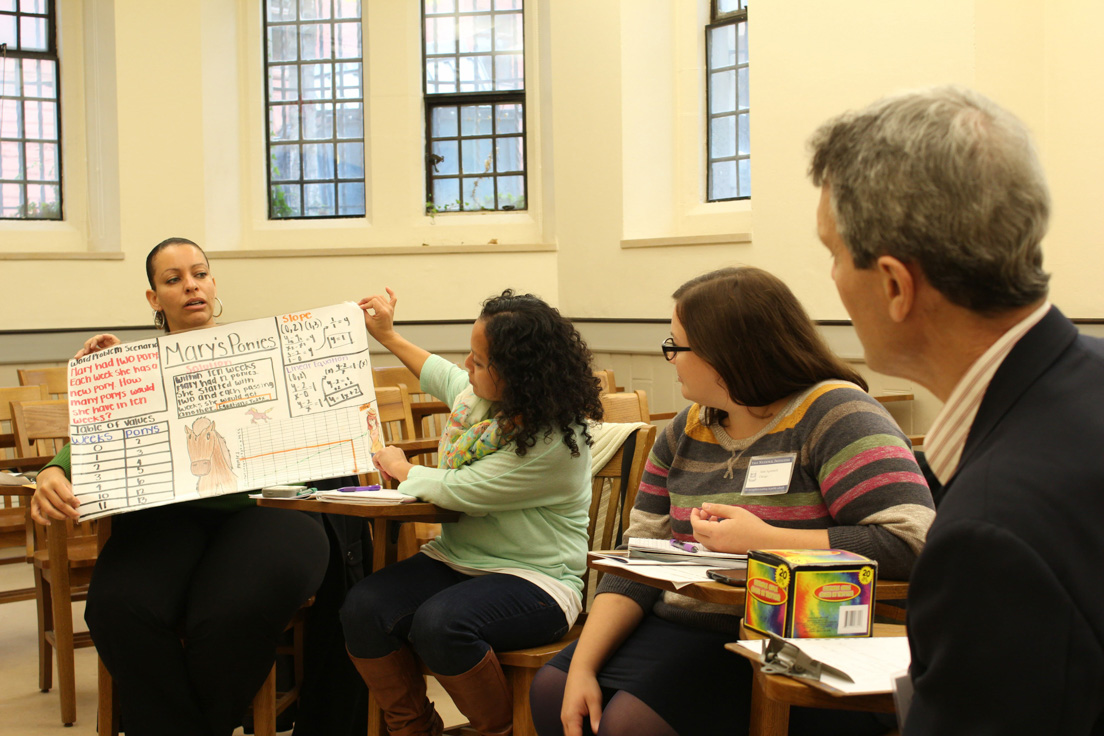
[810,86,1104,735]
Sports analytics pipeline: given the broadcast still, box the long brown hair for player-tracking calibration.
[673,267,867,409]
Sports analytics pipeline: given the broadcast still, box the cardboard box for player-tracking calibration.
[743,549,877,638]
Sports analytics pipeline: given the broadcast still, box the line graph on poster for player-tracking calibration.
[236,404,375,488]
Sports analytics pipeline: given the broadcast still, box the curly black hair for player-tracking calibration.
[480,290,604,457]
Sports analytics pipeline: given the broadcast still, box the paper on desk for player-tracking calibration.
[313,489,417,504]
[592,549,746,568]
[592,558,715,588]
[730,636,911,695]
[627,537,748,567]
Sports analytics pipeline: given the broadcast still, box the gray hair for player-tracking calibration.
[808,85,1050,314]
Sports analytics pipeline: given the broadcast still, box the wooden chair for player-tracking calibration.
[599,390,651,424]
[593,369,622,395]
[97,593,316,736]
[497,423,657,736]
[374,384,418,444]
[11,398,70,459]
[9,396,101,726]
[32,514,102,726]
[368,423,660,736]
[1,385,48,568]
[18,366,69,399]
[373,383,444,558]
[373,364,451,443]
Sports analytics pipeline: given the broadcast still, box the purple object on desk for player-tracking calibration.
[670,539,700,553]
[336,485,383,492]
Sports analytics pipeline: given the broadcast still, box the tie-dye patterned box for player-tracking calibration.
[743,549,877,638]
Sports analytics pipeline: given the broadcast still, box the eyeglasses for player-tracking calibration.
[661,337,693,361]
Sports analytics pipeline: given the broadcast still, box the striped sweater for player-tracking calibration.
[598,381,935,632]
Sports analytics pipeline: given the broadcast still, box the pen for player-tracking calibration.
[670,539,699,553]
[336,485,383,492]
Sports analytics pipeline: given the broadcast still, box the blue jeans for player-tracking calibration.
[340,552,570,675]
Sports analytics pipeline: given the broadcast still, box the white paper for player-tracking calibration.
[590,558,716,588]
[68,303,381,520]
[627,536,748,566]
[313,489,416,504]
[733,636,911,695]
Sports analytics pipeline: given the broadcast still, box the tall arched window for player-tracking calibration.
[263,0,366,219]
[423,0,526,213]
[0,0,62,220]
[706,0,749,201]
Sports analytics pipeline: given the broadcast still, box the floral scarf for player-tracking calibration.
[437,387,512,469]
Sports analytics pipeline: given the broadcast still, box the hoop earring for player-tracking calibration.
[153,310,166,331]
[213,297,224,319]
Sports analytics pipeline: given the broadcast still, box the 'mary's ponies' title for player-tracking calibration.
[162,333,277,368]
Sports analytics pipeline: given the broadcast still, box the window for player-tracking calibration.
[422,0,526,213]
[706,0,749,201]
[263,0,365,219]
[0,0,62,220]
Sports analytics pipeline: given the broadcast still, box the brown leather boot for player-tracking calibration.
[348,647,444,736]
[433,650,512,736]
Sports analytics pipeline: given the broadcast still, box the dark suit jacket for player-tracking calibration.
[905,308,1104,735]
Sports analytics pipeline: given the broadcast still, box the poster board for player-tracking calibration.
[68,303,381,520]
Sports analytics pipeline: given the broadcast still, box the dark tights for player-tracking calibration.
[530,666,678,736]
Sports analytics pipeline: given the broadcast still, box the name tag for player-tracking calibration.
[741,453,796,496]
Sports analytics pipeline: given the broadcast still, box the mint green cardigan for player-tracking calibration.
[404,355,591,599]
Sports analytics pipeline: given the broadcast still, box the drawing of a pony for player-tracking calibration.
[245,407,272,424]
[185,417,238,497]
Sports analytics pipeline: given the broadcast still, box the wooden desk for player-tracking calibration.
[732,622,905,736]
[586,554,910,608]
[587,554,907,736]
[256,497,459,572]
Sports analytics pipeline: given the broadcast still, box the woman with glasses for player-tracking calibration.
[530,267,935,736]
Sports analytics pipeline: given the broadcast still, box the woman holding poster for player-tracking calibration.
[30,237,330,736]
[340,287,604,736]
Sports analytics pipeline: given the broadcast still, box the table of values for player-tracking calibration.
[68,303,378,520]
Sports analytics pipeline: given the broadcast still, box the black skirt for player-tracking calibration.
[546,612,892,736]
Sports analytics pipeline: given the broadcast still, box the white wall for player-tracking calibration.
[4,0,1104,433]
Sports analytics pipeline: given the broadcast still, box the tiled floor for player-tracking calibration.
[0,547,464,734]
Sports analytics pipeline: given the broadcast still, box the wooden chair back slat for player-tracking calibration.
[1,385,48,459]
[599,390,650,424]
[373,365,450,442]
[374,385,416,442]
[18,367,69,399]
[585,424,657,602]
[372,365,420,393]
[1,386,48,524]
[593,369,616,395]
[11,399,70,459]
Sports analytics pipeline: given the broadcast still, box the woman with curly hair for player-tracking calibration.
[340,287,604,736]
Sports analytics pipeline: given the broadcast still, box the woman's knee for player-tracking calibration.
[339,578,410,657]
[529,665,568,736]
[85,568,171,639]
[407,597,488,673]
